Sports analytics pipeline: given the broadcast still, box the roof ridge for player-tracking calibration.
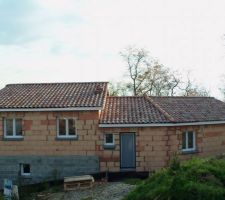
[144,95,175,122]
[6,82,108,86]
[102,86,109,111]
[150,96,213,98]
[107,96,143,98]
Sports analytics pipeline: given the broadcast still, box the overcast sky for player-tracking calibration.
[0,0,225,98]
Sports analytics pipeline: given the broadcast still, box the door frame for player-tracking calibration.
[120,132,136,170]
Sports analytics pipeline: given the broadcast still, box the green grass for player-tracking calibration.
[124,156,225,200]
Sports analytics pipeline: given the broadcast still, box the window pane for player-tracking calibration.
[58,119,66,135]
[16,119,22,136]
[188,132,194,149]
[105,134,113,144]
[182,132,186,149]
[6,119,13,136]
[68,119,75,135]
[23,164,30,174]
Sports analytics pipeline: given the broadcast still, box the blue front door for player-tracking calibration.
[120,133,136,170]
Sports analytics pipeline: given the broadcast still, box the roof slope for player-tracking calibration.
[100,96,225,124]
[100,96,169,124]
[0,82,108,109]
[151,96,225,123]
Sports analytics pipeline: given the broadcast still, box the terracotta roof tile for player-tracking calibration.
[100,96,169,124]
[100,96,225,124]
[151,96,225,123]
[0,82,108,109]
[1,82,225,124]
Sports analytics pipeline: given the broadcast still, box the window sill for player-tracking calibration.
[3,137,24,141]
[103,144,116,150]
[182,149,199,155]
[56,136,78,141]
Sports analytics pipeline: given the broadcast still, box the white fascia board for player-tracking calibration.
[0,107,102,112]
[99,121,225,128]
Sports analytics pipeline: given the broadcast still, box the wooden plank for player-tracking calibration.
[64,175,94,191]
[64,175,94,182]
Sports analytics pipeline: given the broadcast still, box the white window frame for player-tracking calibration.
[4,118,23,139]
[57,118,77,138]
[104,133,115,145]
[20,163,31,176]
[182,131,196,152]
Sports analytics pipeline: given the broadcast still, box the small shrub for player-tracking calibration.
[169,152,180,172]
[124,157,225,200]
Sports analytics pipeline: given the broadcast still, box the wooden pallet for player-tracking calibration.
[64,175,94,191]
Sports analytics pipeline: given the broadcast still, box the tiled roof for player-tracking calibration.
[0,82,108,109]
[1,82,225,124]
[100,96,225,124]
[100,96,169,124]
[151,96,225,123]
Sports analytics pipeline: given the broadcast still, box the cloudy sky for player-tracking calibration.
[0,0,225,98]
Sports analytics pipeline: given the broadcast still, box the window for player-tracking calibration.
[20,164,31,176]
[4,118,23,138]
[104,133,114,145]
[57,118,76,138]
[182,131,196,152]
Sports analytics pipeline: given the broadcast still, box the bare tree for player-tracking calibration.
[141,62,181,96]
[168,74,181,96]
[108,82,129,96]
[118,46,210,97]
[182,85,210,97]
[219,75,225,100]
[120,46,150,95]
[120,47,181,96]
[180,73,210,97]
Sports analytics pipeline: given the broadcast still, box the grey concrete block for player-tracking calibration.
[0,155,99,188]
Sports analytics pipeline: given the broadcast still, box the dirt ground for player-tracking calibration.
[30,182,135,200]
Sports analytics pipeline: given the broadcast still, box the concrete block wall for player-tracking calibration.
[0,111,100,156]
[138,127,169,171]
[167,124,225,162]
[0,155,99,188]
[0,111,101,187]
[99,127,169,172]
[100,124,225,172]
[97,128,127,172]
[0,110,225,182]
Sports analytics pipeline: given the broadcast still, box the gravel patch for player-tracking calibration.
[48,182,135,200]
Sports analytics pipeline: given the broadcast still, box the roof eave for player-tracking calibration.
[99,120,225,128]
